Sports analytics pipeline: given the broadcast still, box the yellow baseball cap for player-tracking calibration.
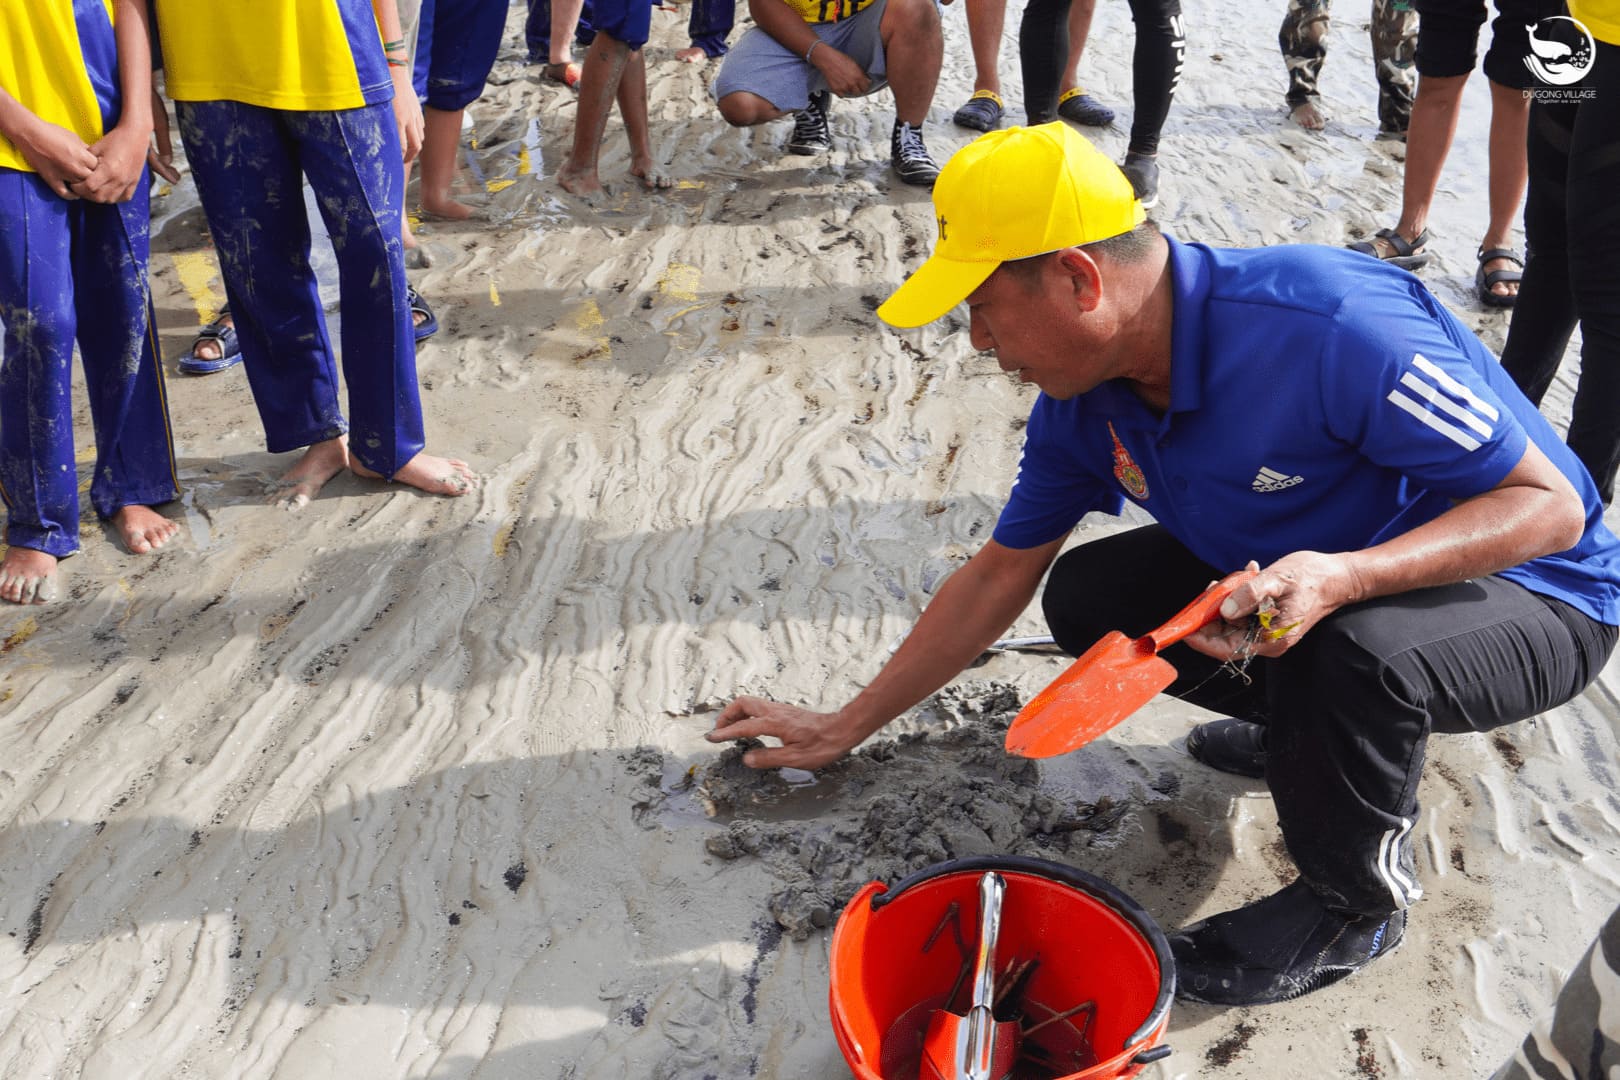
[877,122,1147,329]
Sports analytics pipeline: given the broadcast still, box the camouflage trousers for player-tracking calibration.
[1279,0,1417,132]
[1490,903,1620,1078]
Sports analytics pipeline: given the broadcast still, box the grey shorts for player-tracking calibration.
[713,0,891,111]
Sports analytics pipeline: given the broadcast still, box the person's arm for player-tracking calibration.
[1187,440,1587,659]
[0,92,99,200]
[745,0,870,96]
[73,0,158,203]
[374,0,423,162]
[707,536,1066,769]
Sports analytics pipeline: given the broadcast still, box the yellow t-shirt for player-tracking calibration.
[783,0,879,25]
[153,0,392,111]
[0,0,117,173]
[1569,1,1618,48]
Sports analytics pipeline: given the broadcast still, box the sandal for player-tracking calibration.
[178,305,242,375]
[1475,247,1523,309]
[1347,226,1431,270]
[542,61,582,90]
[408,286,438,342]
[1057,86,1115,128]
[952,90,1004,133]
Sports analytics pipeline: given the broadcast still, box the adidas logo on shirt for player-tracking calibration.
[1252,467,1304,493]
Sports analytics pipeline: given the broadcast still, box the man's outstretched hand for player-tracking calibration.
[706,696,859,770]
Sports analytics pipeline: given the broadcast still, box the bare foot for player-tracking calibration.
[630,158,674,190]
[402,216,418,249]
[675,46,709,63]
[558,159,605,199]
[351,451,478,496]
[1288,100,1328,131]
[0,546,59,605]
[420,192,478,221]
[268,437,350,510]
[112,505,180,554]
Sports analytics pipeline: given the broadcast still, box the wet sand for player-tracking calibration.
[2,0,1616,1076]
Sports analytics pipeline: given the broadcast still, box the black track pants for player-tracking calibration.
[1019,0,1186,156]
[1499,39,1620,505]
[1040,525,1616,916]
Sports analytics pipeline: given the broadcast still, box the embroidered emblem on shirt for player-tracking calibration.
[1385,352,1499,452]
[1252,467,1304,493]
[1109,422,1149,500]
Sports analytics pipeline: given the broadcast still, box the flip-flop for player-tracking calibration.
[408,286,438,342]
[178,305,243,374]
[1475,247,1523,309]
[952,90,1004,133]
[1347,226,1431,270]
[542,61,582,90]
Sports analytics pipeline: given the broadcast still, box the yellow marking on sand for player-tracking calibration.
[493,522,514,557]
[575,300,605,331]
[657,264,702,302]
[171,251,224,324]
[675,179,705,190]
[518,145,532,176]
[572,301,611,362]
[2,616,38,654]
[486,178,517,194]
[408,212,423,229]
[490,281,502,307]
[155,183,172,198]
[116,578,132,598]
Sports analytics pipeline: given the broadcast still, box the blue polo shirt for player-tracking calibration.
[993,237,1620,626]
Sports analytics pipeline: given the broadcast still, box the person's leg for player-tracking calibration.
[176,99,352,500]
[1019,0,1071,123]
[1369,0,1417,134]
[952,0,1007,130]
[880,0,943,128]
[679,0,735,61]
[1561,39,1620,504]
[0,172,78,602]
[1498,98,1577,404]
[1387,72,1464,244]
[291,104,473,498]
[1058,0,1097,93]
[1116,0,1186,205]
[559,31,632,196]
[417,0,510,218]
[1476,78,1530,300]
[549,0,589,78]
[1376,0,1485,254]
[1280,0,1333,130]
[618,47,671,188]
[76,183,181,554]
[526,0,553,61]
[1175,578,1615,1006]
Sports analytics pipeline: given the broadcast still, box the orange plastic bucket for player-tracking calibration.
[829,856,1173,1079]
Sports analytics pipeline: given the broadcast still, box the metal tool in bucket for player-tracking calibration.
[920,871,1020,1079]
[829,856,1175,1080]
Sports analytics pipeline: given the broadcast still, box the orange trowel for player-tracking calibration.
[1004,569,1258,759]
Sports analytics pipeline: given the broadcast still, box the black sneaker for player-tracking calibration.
[1171,880,1406,1006]
[891,120,940,187]
[788,91,831,155]
[1185,717,1267,778]
[1121,151,1159,209]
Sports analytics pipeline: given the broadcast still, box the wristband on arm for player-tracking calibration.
[804,39,822,64]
